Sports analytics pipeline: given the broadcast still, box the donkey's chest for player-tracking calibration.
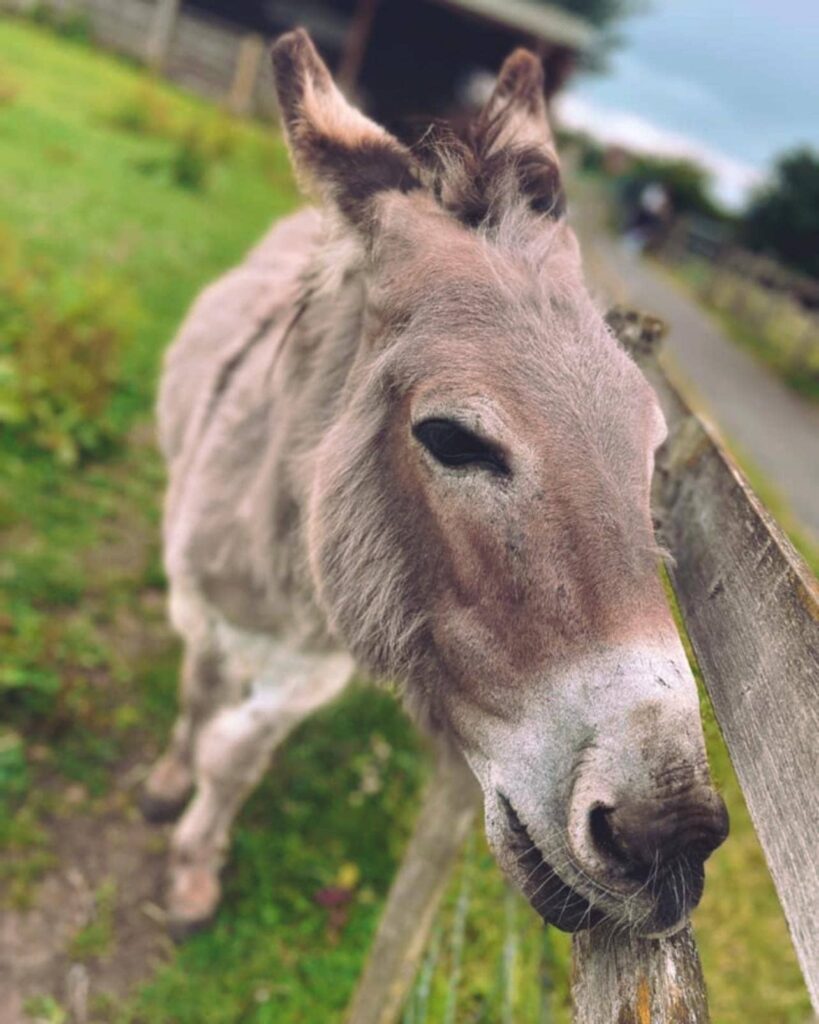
[169,578,347,697]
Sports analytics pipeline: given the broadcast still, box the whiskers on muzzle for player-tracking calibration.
[500,794,605,932]
[499,788,727,936]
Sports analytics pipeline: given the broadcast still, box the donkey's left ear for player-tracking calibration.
[271,29,420,228]
[474,48,564,218]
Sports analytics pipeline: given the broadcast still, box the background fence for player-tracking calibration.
[2,0,277,116]
[656,216,819,395]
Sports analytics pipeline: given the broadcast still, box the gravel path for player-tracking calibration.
[579,226,819,540]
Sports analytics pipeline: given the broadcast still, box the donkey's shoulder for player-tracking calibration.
[157,207,320,464]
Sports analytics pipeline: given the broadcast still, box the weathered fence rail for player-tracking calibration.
[347,310,819,1023]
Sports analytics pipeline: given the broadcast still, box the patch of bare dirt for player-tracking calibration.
[0,770,177,1024]
[0,428,181,1023]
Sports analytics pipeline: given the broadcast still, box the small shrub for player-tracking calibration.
[22,996,67,1024]
[68,878,117,960]
[107,84,173,139]
[0,71,19,106]
[27,3,91,43]
[107,85,240,190]
[0,233,135,464]
[0,730,29,803]
[171,128,209,190]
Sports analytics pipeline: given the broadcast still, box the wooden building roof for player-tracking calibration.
[433,0,597,52]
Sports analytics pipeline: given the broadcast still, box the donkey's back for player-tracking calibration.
[158,207,319,467]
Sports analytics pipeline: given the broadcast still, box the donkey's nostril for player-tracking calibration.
[590,791,729,879]
[588,804,630,868]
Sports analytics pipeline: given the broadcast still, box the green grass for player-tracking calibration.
[69,878,118,960]
[0,20,812,1024]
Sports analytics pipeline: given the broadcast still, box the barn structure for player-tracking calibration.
[181,0,596,121]
[5,0,596,123]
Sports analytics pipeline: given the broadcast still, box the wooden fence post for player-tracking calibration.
[146,0,181,71]
[228,34,265,116]
[337,0,380,93]
[572,923,709,1023]
[345,744,481,1024]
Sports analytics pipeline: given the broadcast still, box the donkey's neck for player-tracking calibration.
[280,222,368,447]
[226,216,369,641]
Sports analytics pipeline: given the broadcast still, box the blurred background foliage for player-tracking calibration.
[741,148,819,280]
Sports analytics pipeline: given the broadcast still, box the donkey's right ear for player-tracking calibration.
[271,29,420,228]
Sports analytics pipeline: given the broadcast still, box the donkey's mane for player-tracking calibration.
[410,102,565,230]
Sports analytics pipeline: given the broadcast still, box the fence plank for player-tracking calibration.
[146,0,180,69]
[572,923,709,1023]
[228,34,265,115]
[345,746,481,1024]
[609,308,819,1012]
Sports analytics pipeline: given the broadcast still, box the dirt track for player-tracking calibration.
[0,785,171,1024]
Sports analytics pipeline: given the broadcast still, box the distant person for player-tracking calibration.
[623,181,672,254]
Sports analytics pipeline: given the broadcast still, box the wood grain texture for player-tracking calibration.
[572,923,709,1024]
[611,307,819,1013]
[345,746,481,1024]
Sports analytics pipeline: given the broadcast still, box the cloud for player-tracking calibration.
[556,93,765,210]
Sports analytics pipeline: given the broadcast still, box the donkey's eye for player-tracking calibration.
[413,418,509,474]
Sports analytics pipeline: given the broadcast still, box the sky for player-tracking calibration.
[554,0,819,208]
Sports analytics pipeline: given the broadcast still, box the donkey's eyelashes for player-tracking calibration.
[413,418,509,475]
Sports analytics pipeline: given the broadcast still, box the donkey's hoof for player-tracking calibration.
[140,757,193,823]
[166,862,221,942]
[140,788,191,824]
[167,910,216,944]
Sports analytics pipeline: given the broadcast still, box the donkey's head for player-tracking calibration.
[272,30,728,937]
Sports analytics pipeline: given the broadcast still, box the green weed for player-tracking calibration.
[23,995,68,1023]
[69,878,117,961]
[107,84,240,191]
[0,800,56,907]
[27,3,91,44]
[0,232,136,463]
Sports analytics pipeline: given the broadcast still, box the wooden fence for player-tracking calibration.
[662,216,819,312]
[1,0,277,116]
[345,311,819,1023]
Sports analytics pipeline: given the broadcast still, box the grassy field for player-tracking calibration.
[0,20,812,1024]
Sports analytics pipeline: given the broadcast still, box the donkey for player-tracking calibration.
[142,29,728,939]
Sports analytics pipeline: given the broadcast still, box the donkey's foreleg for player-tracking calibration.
[141,644,233,823]
[166,651,353,938]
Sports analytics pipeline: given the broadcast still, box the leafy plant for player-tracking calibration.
[27,3,90,43]
[107,85,239,191]
[106,84,174,139]
[741,147,819,278]
[0,233,135,464]
[69,878,117,960]
[23,995,68,1024]
[0,729,29,802]
[171,128,210,190]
